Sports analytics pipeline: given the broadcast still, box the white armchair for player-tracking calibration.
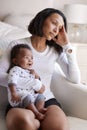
[51,66,87,130]
[0,65,87,130]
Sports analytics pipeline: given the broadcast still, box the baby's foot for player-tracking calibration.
[36,112,45,121]
[39,108,47,114]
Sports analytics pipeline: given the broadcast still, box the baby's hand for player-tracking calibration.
[38,85,45,94]
[11,92,21,103]
[30,69,35,75]
[30,69,40,79]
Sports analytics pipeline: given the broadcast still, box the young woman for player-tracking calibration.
[0,8,80,130]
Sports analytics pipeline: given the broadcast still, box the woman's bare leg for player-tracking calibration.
[6,108,40,130]
[40,105,70,130]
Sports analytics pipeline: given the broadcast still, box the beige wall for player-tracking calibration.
[53,0,87,10]
[0,0,87,19]
[0,0,54,19]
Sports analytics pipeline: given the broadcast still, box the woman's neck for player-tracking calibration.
[31,36,47,52]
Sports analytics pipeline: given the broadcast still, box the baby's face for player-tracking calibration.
[15,48,33,70]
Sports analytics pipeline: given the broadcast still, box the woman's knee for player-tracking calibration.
[6,108,40,130]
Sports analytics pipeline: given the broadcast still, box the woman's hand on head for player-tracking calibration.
[53,26,69,46]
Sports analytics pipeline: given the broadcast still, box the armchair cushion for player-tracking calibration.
[51,65,87,120]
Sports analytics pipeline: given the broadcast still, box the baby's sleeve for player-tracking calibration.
[8,66,20,85]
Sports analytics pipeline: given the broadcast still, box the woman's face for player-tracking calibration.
[42,13,64,40]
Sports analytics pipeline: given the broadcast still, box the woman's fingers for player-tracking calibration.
[53,26,69,46]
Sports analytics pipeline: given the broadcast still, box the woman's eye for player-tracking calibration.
[52,21,57,25]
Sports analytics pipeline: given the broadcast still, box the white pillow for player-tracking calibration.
[0,21,30,57]
[3,14,34,29]
[0,21,30,40]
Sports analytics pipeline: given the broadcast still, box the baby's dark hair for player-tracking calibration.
[7,44,32,73]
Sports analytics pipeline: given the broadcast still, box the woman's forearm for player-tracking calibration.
[58,43,81,83]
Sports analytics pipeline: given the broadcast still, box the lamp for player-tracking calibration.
[64,4,87,43]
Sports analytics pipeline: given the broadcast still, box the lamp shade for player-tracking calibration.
[64,4,87,24]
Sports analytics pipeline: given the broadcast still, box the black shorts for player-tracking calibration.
[45,98,62,108]
[5,98,62,116]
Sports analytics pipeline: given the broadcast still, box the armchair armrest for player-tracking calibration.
[51,68,87,120]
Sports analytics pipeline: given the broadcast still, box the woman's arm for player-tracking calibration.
[57,43,81,83]
[53,26,81,83]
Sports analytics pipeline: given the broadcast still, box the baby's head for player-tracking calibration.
[10,44,33,70]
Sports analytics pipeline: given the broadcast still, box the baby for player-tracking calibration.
[7,43,46,120]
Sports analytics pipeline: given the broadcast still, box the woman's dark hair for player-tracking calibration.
[28,8,68,54]
[7,44,31,73]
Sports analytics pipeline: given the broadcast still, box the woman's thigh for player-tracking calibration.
[6,108,40,130]
[40,105,70,130]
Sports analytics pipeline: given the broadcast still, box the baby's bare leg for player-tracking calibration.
[35,94,47,113]
[23,94,45,120]
[26,103,44,120]
[36,100,47,114]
